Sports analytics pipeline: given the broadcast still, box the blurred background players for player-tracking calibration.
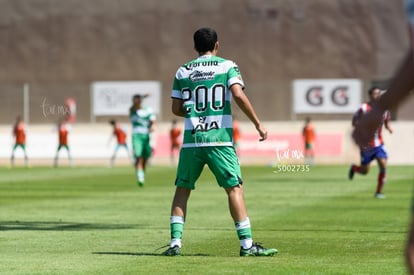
[169,119,181,165]
[108,119,131,167]
[349,87,393,199]
[302,117,315,165]
[129,93,155,187]
[11,115,29,167]
[54,117,73,167]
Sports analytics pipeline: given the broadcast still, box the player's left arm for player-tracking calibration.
[384,111,393,134]
[231,84,267,141]
[149,112,156,133]
[149,119,155,133]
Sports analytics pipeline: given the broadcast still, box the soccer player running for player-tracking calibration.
[11,115,29,167]
[162,27,277,256]
[352,0,414,272]
[129,94,155,187]
[108,119,131,167]
[349,87,393,199]
[302,116,315,165]
[54,117,73,167]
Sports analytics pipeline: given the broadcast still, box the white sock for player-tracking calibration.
[235,218,253,249]
[137,170,144,182]
[240,238,253,249]
[170,238,182,248]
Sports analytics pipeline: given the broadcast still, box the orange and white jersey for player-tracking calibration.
[302,123,315,144]
[170,126,182,147]
[232,120,241,144]
[354,102,390,148]
[114,124,127,145]
[13,122,26,144]
[58,123,71,146]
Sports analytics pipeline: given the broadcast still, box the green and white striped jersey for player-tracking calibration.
[129,107,155,135]
[171,54,244,148]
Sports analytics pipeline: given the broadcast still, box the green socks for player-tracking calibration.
[170,216,185,248]
[235,217,253,249]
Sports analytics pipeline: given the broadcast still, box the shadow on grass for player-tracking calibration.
[0,221,143,231]
[256,227,407,234]
[92,251,210,257]
[2,221,402,235]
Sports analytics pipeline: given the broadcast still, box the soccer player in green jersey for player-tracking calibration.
[162,27,277,256]
[129,94,155,187]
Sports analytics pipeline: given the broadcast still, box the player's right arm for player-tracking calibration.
[230,84,267,141]
[383,111,393,134]
[352,109,362,127]
[376,52,414,112]
[352,53,413,147]
[172,98,185,117]
[171,69,186,118]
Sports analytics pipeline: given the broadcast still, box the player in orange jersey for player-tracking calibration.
[232,116,241,156]
[11,115,29,167]
[109,119,131,167]
[302,117,315,165]
[169,119,182,165]
[54,118,73,167]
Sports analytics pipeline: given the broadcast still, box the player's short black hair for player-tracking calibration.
[109,119,116,125]
[368,86,380,96]
[193,27,218,53]
[133,94,143,100]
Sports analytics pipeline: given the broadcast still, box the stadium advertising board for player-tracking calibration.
[91,81,161,116]
[293,79,361,113]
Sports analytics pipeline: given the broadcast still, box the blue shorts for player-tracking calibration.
[360,145,388,165]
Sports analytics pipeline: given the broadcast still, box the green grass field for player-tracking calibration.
[0,164,412,274]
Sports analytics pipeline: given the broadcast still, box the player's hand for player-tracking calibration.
[256,124,268,142]
[352,108,383,147]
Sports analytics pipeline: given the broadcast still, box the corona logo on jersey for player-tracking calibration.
[293,79,361,114]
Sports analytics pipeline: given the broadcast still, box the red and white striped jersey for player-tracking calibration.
[354,102,390,149]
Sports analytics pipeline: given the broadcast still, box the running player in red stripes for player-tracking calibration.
[352,0,414,271]
[349,87,393,199]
